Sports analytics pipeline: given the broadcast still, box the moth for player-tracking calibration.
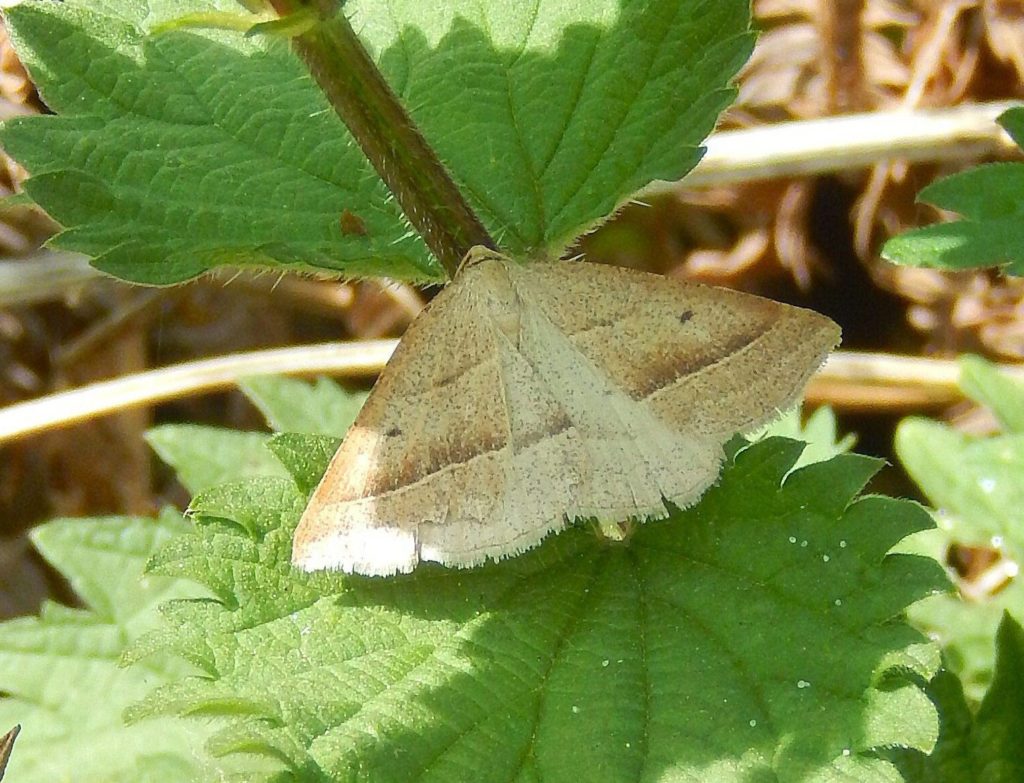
[292,248,839,575]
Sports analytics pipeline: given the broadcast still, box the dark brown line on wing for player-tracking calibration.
[637,319,776,401]
[358,410,574,499]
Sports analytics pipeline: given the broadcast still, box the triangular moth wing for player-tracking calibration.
[293,252,840,575]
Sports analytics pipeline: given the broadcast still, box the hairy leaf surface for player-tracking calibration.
[132,439,944,782]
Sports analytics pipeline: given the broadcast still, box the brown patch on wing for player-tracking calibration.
[312,256,578,505]
[646,307,840,438]
[502,257,836,438]
[336,405,574,501]
[501,258,787,399]
[320,360,510,501]
[568,294,781,402]
[630,318,771,400]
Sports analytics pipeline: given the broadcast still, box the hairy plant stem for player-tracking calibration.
[267,0,494,278]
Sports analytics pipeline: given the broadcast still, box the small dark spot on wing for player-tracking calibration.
[678,310,693,325]
[385,426,402,437]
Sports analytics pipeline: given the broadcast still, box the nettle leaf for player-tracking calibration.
[897,421,1024,549]
[240,375,367,437]
[147,424,290,495]
[752,404,855,470]
[958,355,1024,434]
[882,107,1024,276]
[888,668,975,783]
[355,0,752,255]
[0,396,340,780]
[0,511,219,783]
[131,438,944,782]
[893,613,1024,783]
[1,0,432,284]
[2,0,752,283]
[970,614,1024,780]
[143,379,364,497]
[266,433,341,495]
[896,357,1024,702]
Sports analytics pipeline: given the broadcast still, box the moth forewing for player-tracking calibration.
[292,249,840,576]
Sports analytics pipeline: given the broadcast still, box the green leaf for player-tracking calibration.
[239,375,367,436]
[959,613,1024,781]
[972,613,1024,780]
[146,424,289,495]
[751,404,855,470]
[888,667,975,783]
[266,433,341,494]
[359,0,753,256]
[893,614,1024,782]
[896,419,1024,550]
[958,355,1024,433]
[3,0,752,282]
[144,378,364,496]
[0,511,221,782]
[882,108,1024,275]
[896,409,1024,702]
[132,439,944,782]
[1,0,433,284]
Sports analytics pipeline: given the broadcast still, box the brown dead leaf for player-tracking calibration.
[983,0,1024,80]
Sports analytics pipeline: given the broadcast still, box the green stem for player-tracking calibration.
[267,0,494,278]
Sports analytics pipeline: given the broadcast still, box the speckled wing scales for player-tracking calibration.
[503,259,840,443]
[291,260,516,575]
[292,251,840,576]
[291,254,592,575]
[501,259,839,518]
